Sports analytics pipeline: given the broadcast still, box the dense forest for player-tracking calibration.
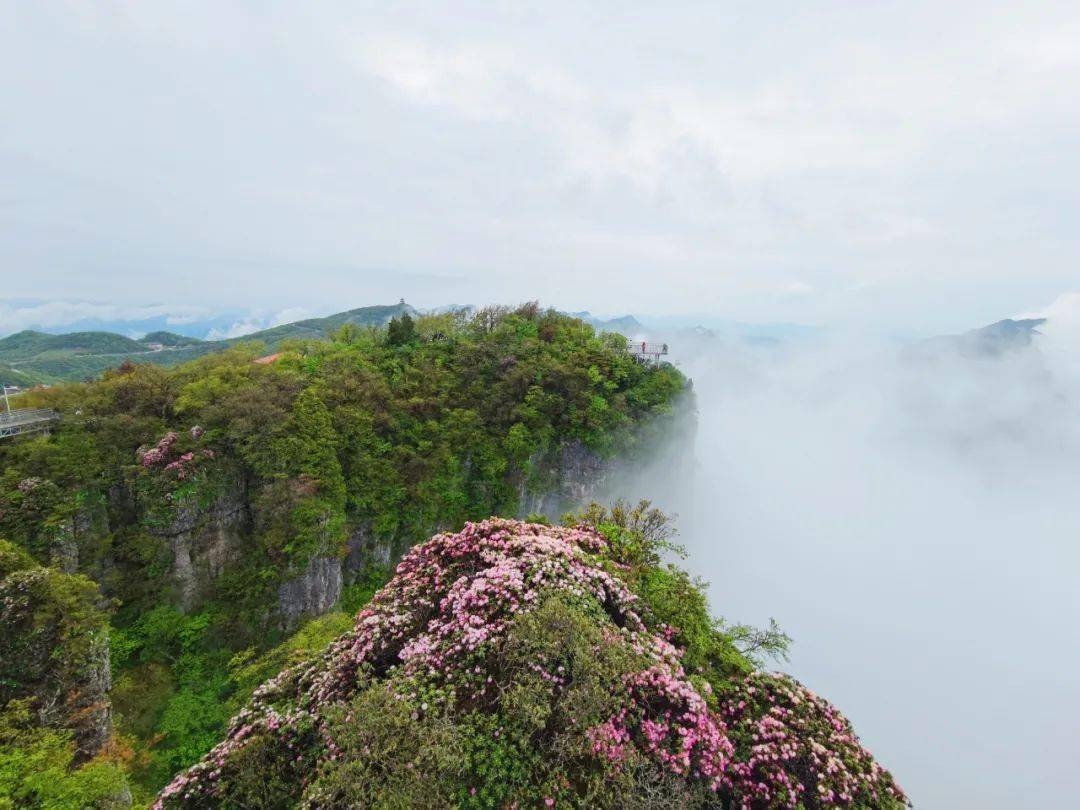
[0,305,687,806]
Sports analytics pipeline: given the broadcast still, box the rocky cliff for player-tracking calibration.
[142,477,250,611]
[139,439,619,626]
[0,540,114,761]
[277,554,342,626]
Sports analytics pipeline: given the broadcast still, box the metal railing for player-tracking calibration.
[626,342,670,366]
[0,408,58,424]
[0,408,60,438]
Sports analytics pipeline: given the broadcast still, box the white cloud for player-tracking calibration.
[0,300,212,334]
[202,308,315,341]
[5,3,1080,330]
[204,321,264,341]
[269,307,311,327]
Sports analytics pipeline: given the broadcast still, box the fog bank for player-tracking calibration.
[613,322,1080,808]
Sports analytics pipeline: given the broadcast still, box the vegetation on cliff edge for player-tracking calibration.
[0,305,687,804]
[158,506,905,809]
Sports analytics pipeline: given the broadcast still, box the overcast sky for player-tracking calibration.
[3,1,1080,333]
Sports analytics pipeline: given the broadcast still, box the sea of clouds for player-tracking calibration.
[609,294,1080,808]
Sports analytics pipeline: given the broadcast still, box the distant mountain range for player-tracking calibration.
[1,301,1051,388]
[581,313,648,335]
[917,318,1047,358]
[1,302,671,387]
[0,302,417,386]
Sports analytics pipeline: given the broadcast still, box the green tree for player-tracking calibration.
[384,313,417,347]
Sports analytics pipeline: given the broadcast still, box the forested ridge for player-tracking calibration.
[0,305,686,806]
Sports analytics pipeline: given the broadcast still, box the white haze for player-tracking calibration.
[609,309,1080,808]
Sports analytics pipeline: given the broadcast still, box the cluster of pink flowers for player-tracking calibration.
[139,431,178,467]
[16,477,42,494]
[137,431,214,479]
[155,520,906,808]
[590,664,735,790]
[719,672,908,808]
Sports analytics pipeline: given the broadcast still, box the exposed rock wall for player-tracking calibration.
[127,440,617,622]
[47,517,80,573]
[75,629,114,760]
[45,496,111,576]
[278,555,342,628]
[0,550,114,762]
[517,440,610,518]
[557,440,610,504]
[344,523,393,582]
[143,479,249,611]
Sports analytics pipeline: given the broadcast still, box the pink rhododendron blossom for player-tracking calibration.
[137,431,210,479]
[154,520,906,809]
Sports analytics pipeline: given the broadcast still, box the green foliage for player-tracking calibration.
[0,552,128,807]
[106,606,236,783]
[0,304,417,385]
[338,564,391,615]
[152,670,232,777]
[227,611,355,706]
[248,388,349,568]
[201,720,319,810]
[0,699,128,810]
[571,500,790,686]
[308,689,466,808]
[0,305,689,800]
[0,330,144,363]
[0,539,34,579]
[0,560,108,718]
[139,332,204,348]
[384,312,418,346]
[303,595,651,809]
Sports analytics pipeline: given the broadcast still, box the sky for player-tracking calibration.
[3,1,1080,336]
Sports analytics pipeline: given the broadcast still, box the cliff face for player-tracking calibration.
[290,435,616,623]
[0,542,114,761]
[142,480,250,611]
[8,439,626,631]
[277,555,342,626]
[516,440,611,518]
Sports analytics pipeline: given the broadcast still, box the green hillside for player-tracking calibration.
[229,301,416,345]
[138,331,205,347]
[0,330,145,362]
[0,303,418,386]
[0,363,37,388]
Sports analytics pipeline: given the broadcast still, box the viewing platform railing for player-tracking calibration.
[627,342,669,365]
[0,408,60,439]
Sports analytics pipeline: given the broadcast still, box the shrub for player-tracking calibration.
[155,520,905,809]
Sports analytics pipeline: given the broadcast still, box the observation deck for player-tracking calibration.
[0,408,60,439]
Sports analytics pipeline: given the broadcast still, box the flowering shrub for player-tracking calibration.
[156,520,907,808]
[589,664,734,790]
[137,431,214,480]
[719,672,908,809]
[138,432,178,468]
[16,478,43,494]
